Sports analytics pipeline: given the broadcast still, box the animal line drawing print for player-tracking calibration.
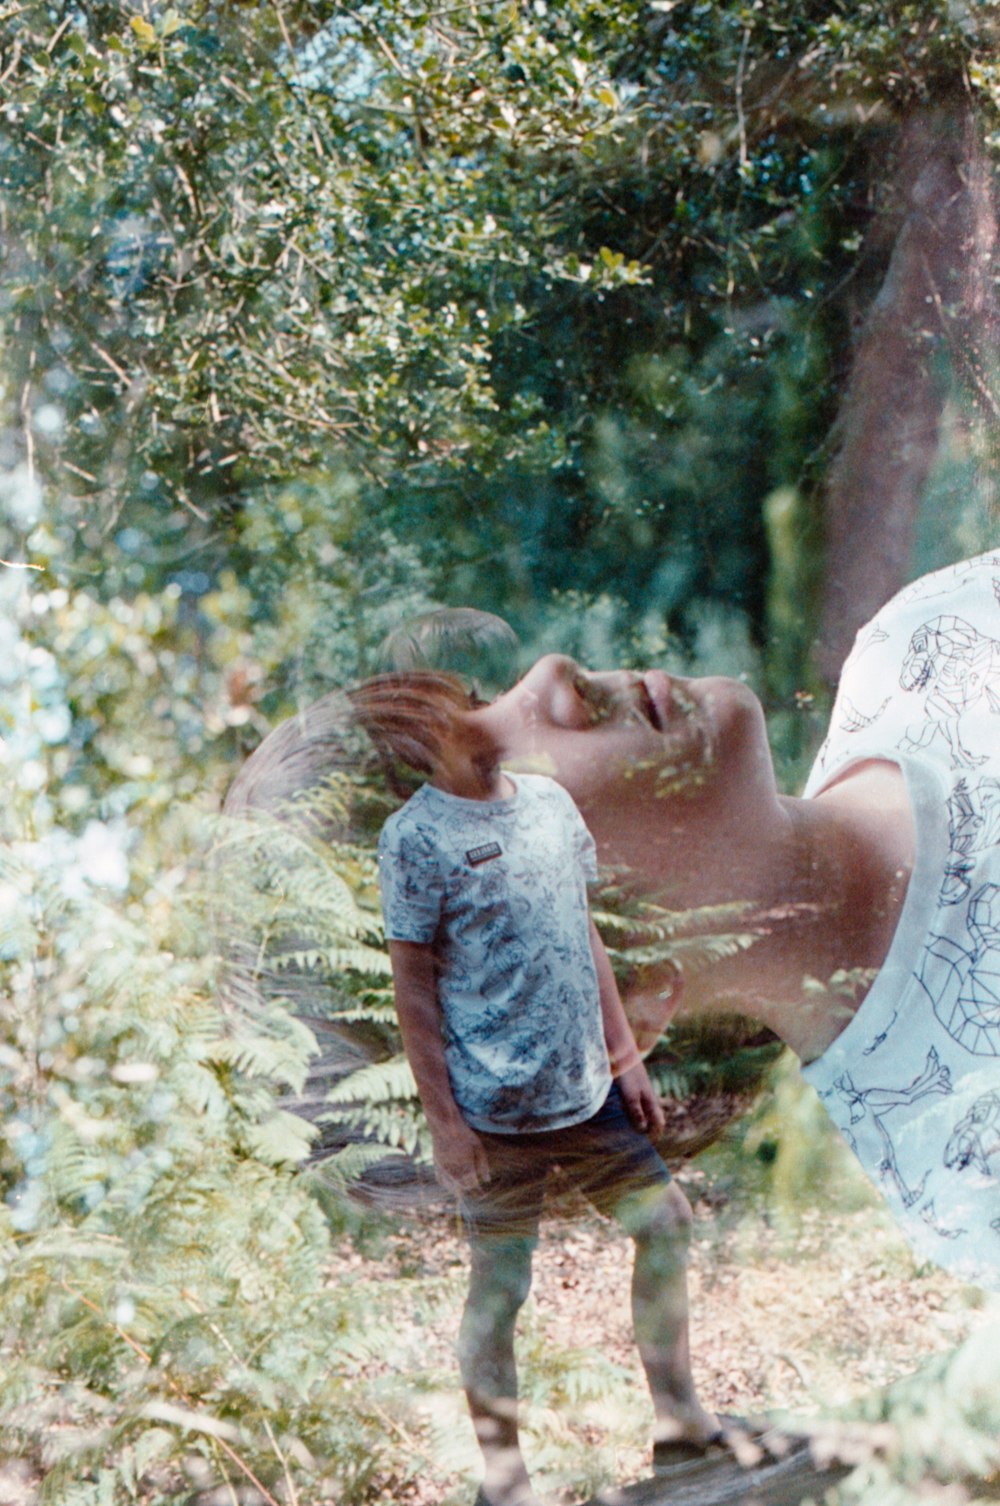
[899,613,1000,770]
[918,883,1000,1058]
[832,1048,954,1209]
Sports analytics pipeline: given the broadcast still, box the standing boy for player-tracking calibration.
[350,671,721,1506]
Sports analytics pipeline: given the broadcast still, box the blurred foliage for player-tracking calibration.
[3,0,998,698]
[3,0,1000,1500]
[0,753,426,1501]
[828,1316,1000,1504]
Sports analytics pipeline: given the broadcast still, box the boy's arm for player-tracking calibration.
[588,917,666,1138]
[387,939,491,1192]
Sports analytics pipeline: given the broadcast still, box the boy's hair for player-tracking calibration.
[345,670,476,776]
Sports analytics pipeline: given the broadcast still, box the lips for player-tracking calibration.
[641,671,673,732]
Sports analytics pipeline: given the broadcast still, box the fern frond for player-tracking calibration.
[209,1018,318,1091]
[324,996,398,1025]
[243,1111,319,1166]
[592,897,754,941]
[619,932,758,971]
[321,1100,429,1159]
[305,1141,402,1188]
[275,944,391,977]
[322,1055,416,1106]
[218,821,380,909]
[646,1063,708,1101]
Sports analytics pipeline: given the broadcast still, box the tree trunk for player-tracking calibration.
[815,109,999,684]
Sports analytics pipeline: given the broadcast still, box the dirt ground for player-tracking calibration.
[336,1160,998,1506]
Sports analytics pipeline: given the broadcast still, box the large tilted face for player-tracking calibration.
[474,653,773,892]
[467,653,787,1068]
[481,652,763,796]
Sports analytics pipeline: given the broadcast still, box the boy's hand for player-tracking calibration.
[617,1060,666,1138]
[431,1120,491,1192]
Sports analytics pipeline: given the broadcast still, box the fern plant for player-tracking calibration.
[595,889,786,1154]
[212,781,437,1204]
[819,1315,1000,1506]
[0,800,443,1505]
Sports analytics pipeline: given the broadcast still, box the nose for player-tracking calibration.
[516,655,643,726]
[538,653,577,676]
[540,655,634,691]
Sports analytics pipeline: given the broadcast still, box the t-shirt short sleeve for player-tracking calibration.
[377,819,444,943]
[556,783,598,885]
[376,774,609,1133]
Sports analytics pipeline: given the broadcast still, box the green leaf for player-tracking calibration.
[244,1110,318,1165]
[130,16,156,45]
[324,1054,417,1107]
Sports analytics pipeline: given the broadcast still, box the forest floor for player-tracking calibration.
[335,1151,999,1506]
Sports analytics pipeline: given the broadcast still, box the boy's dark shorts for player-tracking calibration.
[459,1080,672,1244]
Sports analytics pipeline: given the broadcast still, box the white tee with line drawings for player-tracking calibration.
[378,773,611,1135]
[803,551,1000,1290]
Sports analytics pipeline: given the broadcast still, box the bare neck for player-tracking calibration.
[673,761,915,1061]
[429,755,513,802]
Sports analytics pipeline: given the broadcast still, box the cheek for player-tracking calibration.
[568,736,681,810]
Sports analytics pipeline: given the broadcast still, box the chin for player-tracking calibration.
[694,673,763,730]
[687,672,758,709]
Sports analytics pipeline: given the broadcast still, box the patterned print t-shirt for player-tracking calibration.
[802,551,1000,1290]
[378,773,611,1134]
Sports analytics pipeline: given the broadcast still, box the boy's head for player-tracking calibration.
[346,670,480,777]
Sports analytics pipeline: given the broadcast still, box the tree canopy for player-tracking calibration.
[4,0,998,692]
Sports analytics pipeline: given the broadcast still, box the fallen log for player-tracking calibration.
[586,1412,1000,1506]
[586,1436,849,1506]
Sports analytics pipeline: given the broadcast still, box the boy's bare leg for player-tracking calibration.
[625,1181,721,1444]
[457,1236,540,1506]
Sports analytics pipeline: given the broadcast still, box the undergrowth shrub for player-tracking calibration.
[0,803,428,1505]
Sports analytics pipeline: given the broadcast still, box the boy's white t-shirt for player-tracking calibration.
[802,551,1000,1290]
[378,773,611,1134]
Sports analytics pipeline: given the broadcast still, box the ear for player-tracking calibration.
[623,966,685,1057]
